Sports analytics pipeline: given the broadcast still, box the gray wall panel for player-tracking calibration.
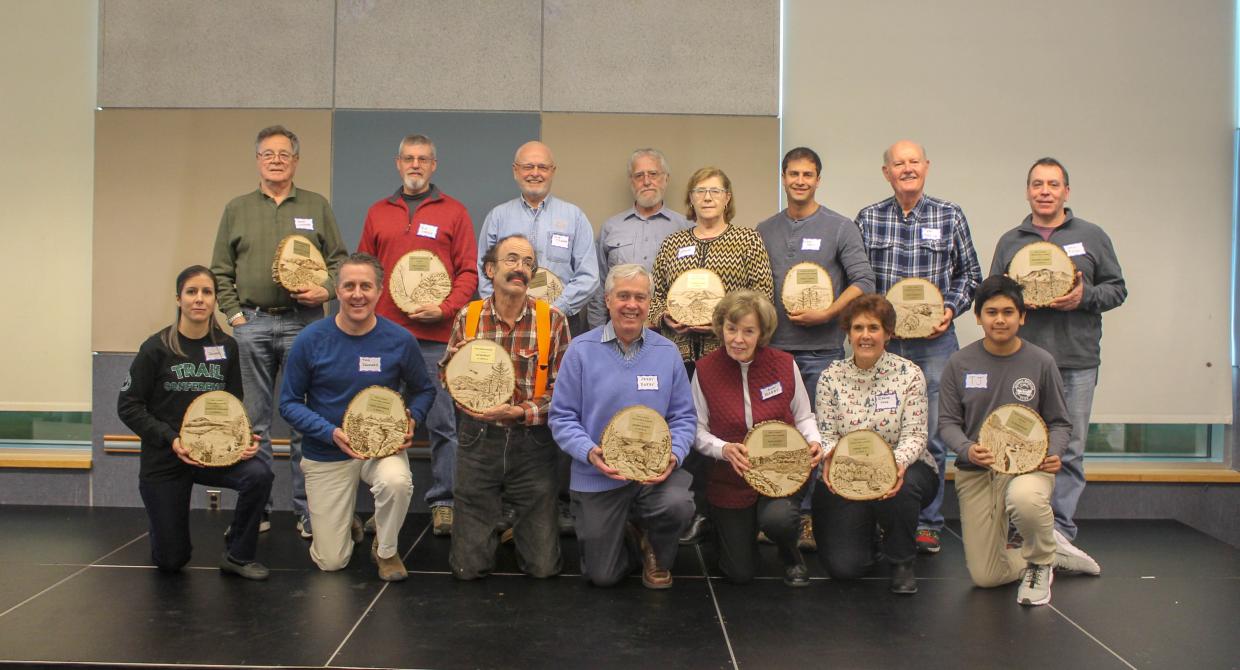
[541,0,778,115]
[334,0,542,111]
[0,471,90,506]
[98,0,335,108]
[330,110,541,251]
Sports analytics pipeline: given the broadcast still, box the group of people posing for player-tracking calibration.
[118,125,1125,608]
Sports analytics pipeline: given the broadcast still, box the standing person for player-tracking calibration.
[443,235,572,580]
[856,140,982,554]
[758,146,876,550]
[587,148,690,329]
[118,266,273,580]
[990,158,1126,558]
[357,133,479,537]
[939,276,1099,608]
[550,264,696,589]
[211,125,348,538]
[279,254,436,581]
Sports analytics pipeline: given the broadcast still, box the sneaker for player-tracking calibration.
[1017,563,1053,606]
[797,514,817,552]
[219,552,269,581]
[557,500,575,536]
[679,513,709,546]
[371,538,408,582]
[432,506,453,536]
[259,512,271,534]
[1053,529,1101,576]
[627,523,672,589]
[350,516,365,544]
[363,516,376,534]
[296,515,313,540]
[889,559,917,595]
[783,562,810,588]
[500,527,514,545]
[915,528,941,554]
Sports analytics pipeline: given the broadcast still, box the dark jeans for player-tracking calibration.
[812,459,938,578]
[711,486,808,584]
[137,457,274,570]
[451,416,561,580]
[570,469,694,587]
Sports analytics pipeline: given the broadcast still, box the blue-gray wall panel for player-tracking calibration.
[0,471,90,506]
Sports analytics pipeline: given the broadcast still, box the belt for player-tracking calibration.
[243,304,297,316]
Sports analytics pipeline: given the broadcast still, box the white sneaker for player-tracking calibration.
[1017,563,1053,606]
[1053,529,1101,575]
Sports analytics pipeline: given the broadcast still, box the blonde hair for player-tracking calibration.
[711,290,776,347]
[684,166,735,223]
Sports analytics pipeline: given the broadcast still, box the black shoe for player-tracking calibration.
[557,500,575,536]
[494,505,516,533]
[783,562,810,587]
[219,552,269,581]
[890,559,917,595]
[679,514,709,546]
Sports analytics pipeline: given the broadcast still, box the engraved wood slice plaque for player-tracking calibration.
[271,234,328,291]
[390,250,452,315]
[741,420,812,498]
[179,390,251,467]
[781,262,835,313]
[526,268,565,305]
[1007,241,1076,308]
[667,268,725,326]
[827,430,899,501]
[887,277,945,339]
[445,339,516,413]
[342,386,410,459]
[979,404,1049,475]
[599,405,673,482]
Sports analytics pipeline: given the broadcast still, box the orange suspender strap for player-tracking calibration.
[533,300,551,400]
[464,300,484,340]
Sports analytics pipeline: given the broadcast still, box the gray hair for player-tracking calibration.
[628,148,669,176]
[604,263,653,295]
[255,125,299,156]
[396,134,437,159]
[882,141,927,165]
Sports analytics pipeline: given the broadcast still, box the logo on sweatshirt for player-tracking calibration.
[1012,378,1036,402]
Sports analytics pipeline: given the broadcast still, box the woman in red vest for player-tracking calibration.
[690,290,823,586]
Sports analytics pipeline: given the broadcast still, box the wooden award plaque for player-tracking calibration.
[342,386,410,459]
[390,250,452,314]
[179,390,251,467]
[599,405,673,481]
[741,420,812,498]
[666,268,725,326]
[887,277,945,339]
[781,262,835,313]
[271,234,328,291]
[527,268,564,304]
[979,404,1049,475]
[827,430,899,501]
[445,339,516,413]
[1007,242,1076,307]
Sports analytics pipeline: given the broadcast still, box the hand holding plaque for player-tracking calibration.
[599,405,673,482]
[445,339,517,414]
[1007,242,1076,308]
[826,430,899,501]
[179,391,252,467]
[272,234,328,292]
[978,404,1049,475]
[886,278,945,339]
[342,386,411,459]
[740,421,812,498]
[391,250,452,315]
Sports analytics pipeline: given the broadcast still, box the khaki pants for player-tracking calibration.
[955,468,1055,588]
[302,452,413,571]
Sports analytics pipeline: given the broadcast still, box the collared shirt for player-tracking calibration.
[440,296,571,426]
[477,194,599,317]
[588,204,691,328]
[599,320,646,361]
[855,194,982,322]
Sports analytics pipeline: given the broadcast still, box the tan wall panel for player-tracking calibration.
[93,110,332,352]
[541,114,781,236]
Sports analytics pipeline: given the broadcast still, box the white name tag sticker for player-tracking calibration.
[677,245,697,259]
[359,356,382,373]
[760,381,783,400]
[294,218,315,231]
[551,233,570,249]
[637,375,659,391]
[416,223,438,239]
[875,392,898,410]
[965,373,988,389]
[203,345,226,361]
[1063,242,1086,257]
[801,238,822,251]
[920,227,941,241]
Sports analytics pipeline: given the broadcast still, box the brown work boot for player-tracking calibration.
[627,522,672,589]
[371,538,408,582]
[432,506,453,536]
[797,514,817,552]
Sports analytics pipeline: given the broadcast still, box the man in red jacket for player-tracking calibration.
[357,134,479,536]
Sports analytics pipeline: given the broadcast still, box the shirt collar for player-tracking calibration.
[601,321,645,344]
[623,204,673,222]
[1018,207,1076,233]
[387,183,442,205]
[521,194,555,214]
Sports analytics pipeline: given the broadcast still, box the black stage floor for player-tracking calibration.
[0,506,1236,669]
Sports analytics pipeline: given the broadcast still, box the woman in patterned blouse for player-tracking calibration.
[812,294,939,594]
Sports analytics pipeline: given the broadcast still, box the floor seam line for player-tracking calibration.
[0,531,148,620]
[1048,604,1138,670]
[695,544,740,670]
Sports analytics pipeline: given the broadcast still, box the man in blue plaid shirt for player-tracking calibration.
[856,140,982,554]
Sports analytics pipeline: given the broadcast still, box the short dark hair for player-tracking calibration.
[839,293,896,336]
[1027,157,1069,186]
[255,125,299,156]
[781,146,822,174]
[481,234,537,273]
[340,252,385,286]
[973,275,1026,317]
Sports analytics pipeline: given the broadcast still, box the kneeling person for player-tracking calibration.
[279,254,436,581]
[550,264,696,588]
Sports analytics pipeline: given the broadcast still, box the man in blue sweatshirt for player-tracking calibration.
[550,264,696,589]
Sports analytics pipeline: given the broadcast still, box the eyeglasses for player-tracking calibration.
[258,151,296,163]
[498,255,536,270]
[630,170,665,182]
[689,187,728,198]
[399,154,435,165]
[515,162,555,173]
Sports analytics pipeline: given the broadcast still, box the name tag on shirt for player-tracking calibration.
[551,233,570,249]
[203,345,226,361]
[416,223,438,239]
[1063,242,1086,257]
[637,375,659,391]
[760,381,783,400]
[875,392,898,410]
[359,357,381,373]
[920,227,941,241]
[965,373,988,389]
[677,245,696,259]
[801,238,822,251]
[294,218,315,231]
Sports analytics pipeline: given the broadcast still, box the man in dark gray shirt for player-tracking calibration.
[990,158,1126,554]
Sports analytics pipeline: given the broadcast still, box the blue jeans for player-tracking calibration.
[418,340,456,509]
[792,349,844,513]
[887,328,959,532]
[233,306,319,519]
[1054,366,1097,540]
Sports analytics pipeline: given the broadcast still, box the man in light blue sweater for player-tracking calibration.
[550,264,696,589]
